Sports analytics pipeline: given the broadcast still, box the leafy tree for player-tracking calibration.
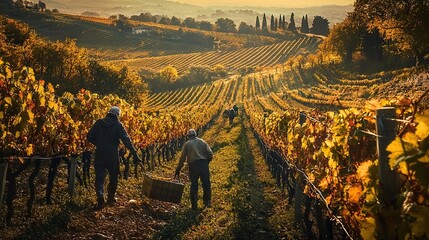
[180,65,213,85]
[38,0,46,11]
[114,14,132,32]
[159,17,171,25]
[238,22,255,34]
[199,21,213,31]
[255,16,260,29]
[0,16,33,46]
[353,0,429,65]
[322,17,363,63]
[310,16,329,36]
[158,66,178,83]
[171,16,181,26]
[215,18,236,33]
[288,13,296,31]
[362,28,384,62]
[212,64,227,78]
[270,15,275,31]
[183,17,198,28]
[130,12,156,22]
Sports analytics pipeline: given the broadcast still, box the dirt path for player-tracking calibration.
[154,113,305,239]
[1,113,305,239]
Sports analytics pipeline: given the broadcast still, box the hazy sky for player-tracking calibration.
[173,0,354,8]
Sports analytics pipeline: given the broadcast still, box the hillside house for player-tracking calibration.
[132,27,150,34]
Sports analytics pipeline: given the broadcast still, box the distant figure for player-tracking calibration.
[228,108,235,124]
[222,109,230,119]
[233,104,238,116]
[175,129,213,210]
[87,106,141,210]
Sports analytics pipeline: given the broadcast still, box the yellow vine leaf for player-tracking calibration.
[301,138,308,150]
[408,206,429,237]
[47,83,55,93]
[397,161,408,175]
[403,132,419,148]
[348,184,362,204]
[319,177,329,190]
[328,158,338,169]
[27,110,34,122]
[325,195,332,205]
[25,144,33,156]
[387,135,415,169]
[40,95,46,107]
[360,217,376,239]
[322,145,331,158]
[0,111,3,119]
[415,111,429,140]
[4,97,12,105]
[357,160,373,185]
[418,152,429,163]
[325,139,334,148]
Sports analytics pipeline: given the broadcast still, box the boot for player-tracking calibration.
[94,197,105,210]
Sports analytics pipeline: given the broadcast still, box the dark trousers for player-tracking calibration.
[188,159,211,208]
[94,163,119,203]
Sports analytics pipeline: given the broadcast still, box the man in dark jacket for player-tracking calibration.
[175,129,213,210]
[87,106,141,210]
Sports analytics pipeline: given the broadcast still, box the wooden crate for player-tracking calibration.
[142,174,184,204]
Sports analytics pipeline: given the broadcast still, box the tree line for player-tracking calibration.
[254,13,329,36]
[111,11,330,36]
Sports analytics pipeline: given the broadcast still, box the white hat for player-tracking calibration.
[108,106,121,117]
[187,129,197,137]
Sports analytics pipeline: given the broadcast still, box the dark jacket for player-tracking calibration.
[87,113,137,168]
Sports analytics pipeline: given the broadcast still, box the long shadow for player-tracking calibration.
[14,201,85,239]
[153,208,201,240]
[227,118,280,240]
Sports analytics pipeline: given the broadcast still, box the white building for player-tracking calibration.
[132,27,150,34]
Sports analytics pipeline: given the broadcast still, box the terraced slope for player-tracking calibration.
[108,36,322,73]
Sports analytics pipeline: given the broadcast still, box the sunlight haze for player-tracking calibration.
[173,0,354,7]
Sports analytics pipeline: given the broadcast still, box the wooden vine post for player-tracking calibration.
[0,159,8,210]
[375,107,402,238]
[68,156,78,197]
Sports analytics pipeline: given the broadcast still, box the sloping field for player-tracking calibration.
[0,11,210,56]
[69,15,284,49]
[108,36,322,73]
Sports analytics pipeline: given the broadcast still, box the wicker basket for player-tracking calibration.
[142,174,184,203]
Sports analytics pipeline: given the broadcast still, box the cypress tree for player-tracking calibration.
[288,12,296,31]
[262,13,267,29]
[301,16,305,31]
[270,15,274,31]
[282,15,286,30]
[274,18,278,31]
[302,14,309,33]
[256,16,260,29]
